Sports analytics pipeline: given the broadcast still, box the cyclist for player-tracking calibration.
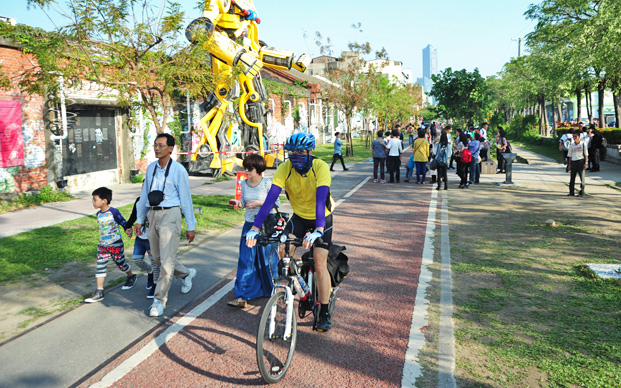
[246,133,336,332]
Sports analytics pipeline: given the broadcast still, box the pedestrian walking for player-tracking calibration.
[567,131,588,197]
[456,134,470,188]
[125,195,160,299]
[407,124,415,145]
[134,133,197,317]
[386,129,404,183]
[413,128,430,184]
[85,187,136,303]
[468,132,482,185]
[371,130,387,183]
[433,133,452,190]
[330,132,349,171]
[228,154,280,308]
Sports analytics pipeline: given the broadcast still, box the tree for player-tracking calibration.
[0,0,222,135]
[430,68,490,127]
[525,0,621,127]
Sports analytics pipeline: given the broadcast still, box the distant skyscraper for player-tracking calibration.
[422,44,437,81]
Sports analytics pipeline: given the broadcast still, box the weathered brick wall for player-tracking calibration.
[0,45,48,194]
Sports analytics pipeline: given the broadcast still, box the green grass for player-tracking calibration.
[0,186,74,215]
[214,175,231,182]
[314,137,373,164]
[452,230,621,386]
[131,173,145,183]
[0,195,245,283]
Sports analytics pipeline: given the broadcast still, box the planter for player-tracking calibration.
[604,145,621,165]
[56,179,68,189]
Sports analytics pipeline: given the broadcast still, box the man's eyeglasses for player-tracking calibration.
[153,143,169,149]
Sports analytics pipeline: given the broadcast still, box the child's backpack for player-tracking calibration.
[461,148,472,163]
[406,155,415,169]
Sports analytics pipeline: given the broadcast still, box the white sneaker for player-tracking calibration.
[149,299,165,317]
[180,268,196,294]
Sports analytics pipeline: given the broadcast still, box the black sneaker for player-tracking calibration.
[316,312,332,332]
[122,274,137,290]
[85,290,104,303]
[147,284,155,299]
[146,273,155,290]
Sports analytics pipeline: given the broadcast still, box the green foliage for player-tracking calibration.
[264,80,306,99]
[430,68,491,126]
[0,0,223,134]
[505,114,557,148]
[0,186,74,214]
[131,173,145,184]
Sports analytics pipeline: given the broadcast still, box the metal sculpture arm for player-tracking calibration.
[184,0,310,176]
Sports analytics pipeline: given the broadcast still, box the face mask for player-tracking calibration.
[289,153,313,175]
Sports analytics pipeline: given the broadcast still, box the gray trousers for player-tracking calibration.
[148,208,190,306]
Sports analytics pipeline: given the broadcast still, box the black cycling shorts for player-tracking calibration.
[284,213,332,250]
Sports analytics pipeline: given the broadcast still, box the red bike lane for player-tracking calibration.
[81,180,432,388]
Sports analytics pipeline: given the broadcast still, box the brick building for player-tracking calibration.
[0,38,133,195]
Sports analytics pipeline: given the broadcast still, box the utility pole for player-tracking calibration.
[511,38,522,57]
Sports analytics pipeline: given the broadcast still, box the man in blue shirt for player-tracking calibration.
[468,132,482,185]
[329,132,349,171]
[134,133,197,317]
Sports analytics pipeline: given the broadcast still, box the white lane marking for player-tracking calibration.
[438,194,456,388]
[401,189,438,387]
[335,177,371,207]
[90,280,235,388]
[91,176,374,387]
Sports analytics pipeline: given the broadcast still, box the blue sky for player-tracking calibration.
[1,0,538,78]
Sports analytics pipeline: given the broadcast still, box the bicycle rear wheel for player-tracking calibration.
[256,291,297,384]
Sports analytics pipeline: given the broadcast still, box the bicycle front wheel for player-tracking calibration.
[256,291,297,384]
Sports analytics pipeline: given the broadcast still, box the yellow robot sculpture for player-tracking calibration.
[185,0,310,176]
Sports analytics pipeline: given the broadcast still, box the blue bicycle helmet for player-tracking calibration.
[284,133,315,152]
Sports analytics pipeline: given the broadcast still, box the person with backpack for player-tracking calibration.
[407,124,415,145]
[456,133,470,188]
[432,133,452,190]
[245,133,337,332]
[468,132,482,185]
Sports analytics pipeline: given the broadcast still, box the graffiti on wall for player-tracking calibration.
[0,166,18,193]
[22,120,45,169]
[0,101,25,167]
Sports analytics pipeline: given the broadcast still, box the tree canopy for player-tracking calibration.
[0,0,223,134]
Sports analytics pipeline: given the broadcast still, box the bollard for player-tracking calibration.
[501,153,517,184]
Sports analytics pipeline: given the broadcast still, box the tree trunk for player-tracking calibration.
[551,101,557,137]
[585,87,593,124]
[557,103,563,123]
[538,95,546,136]
[345,114,354,157]
[614,92,620,129]
[598,83,605,128]
[576,88,582,123]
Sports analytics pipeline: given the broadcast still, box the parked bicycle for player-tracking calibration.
[252,210,343,384]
